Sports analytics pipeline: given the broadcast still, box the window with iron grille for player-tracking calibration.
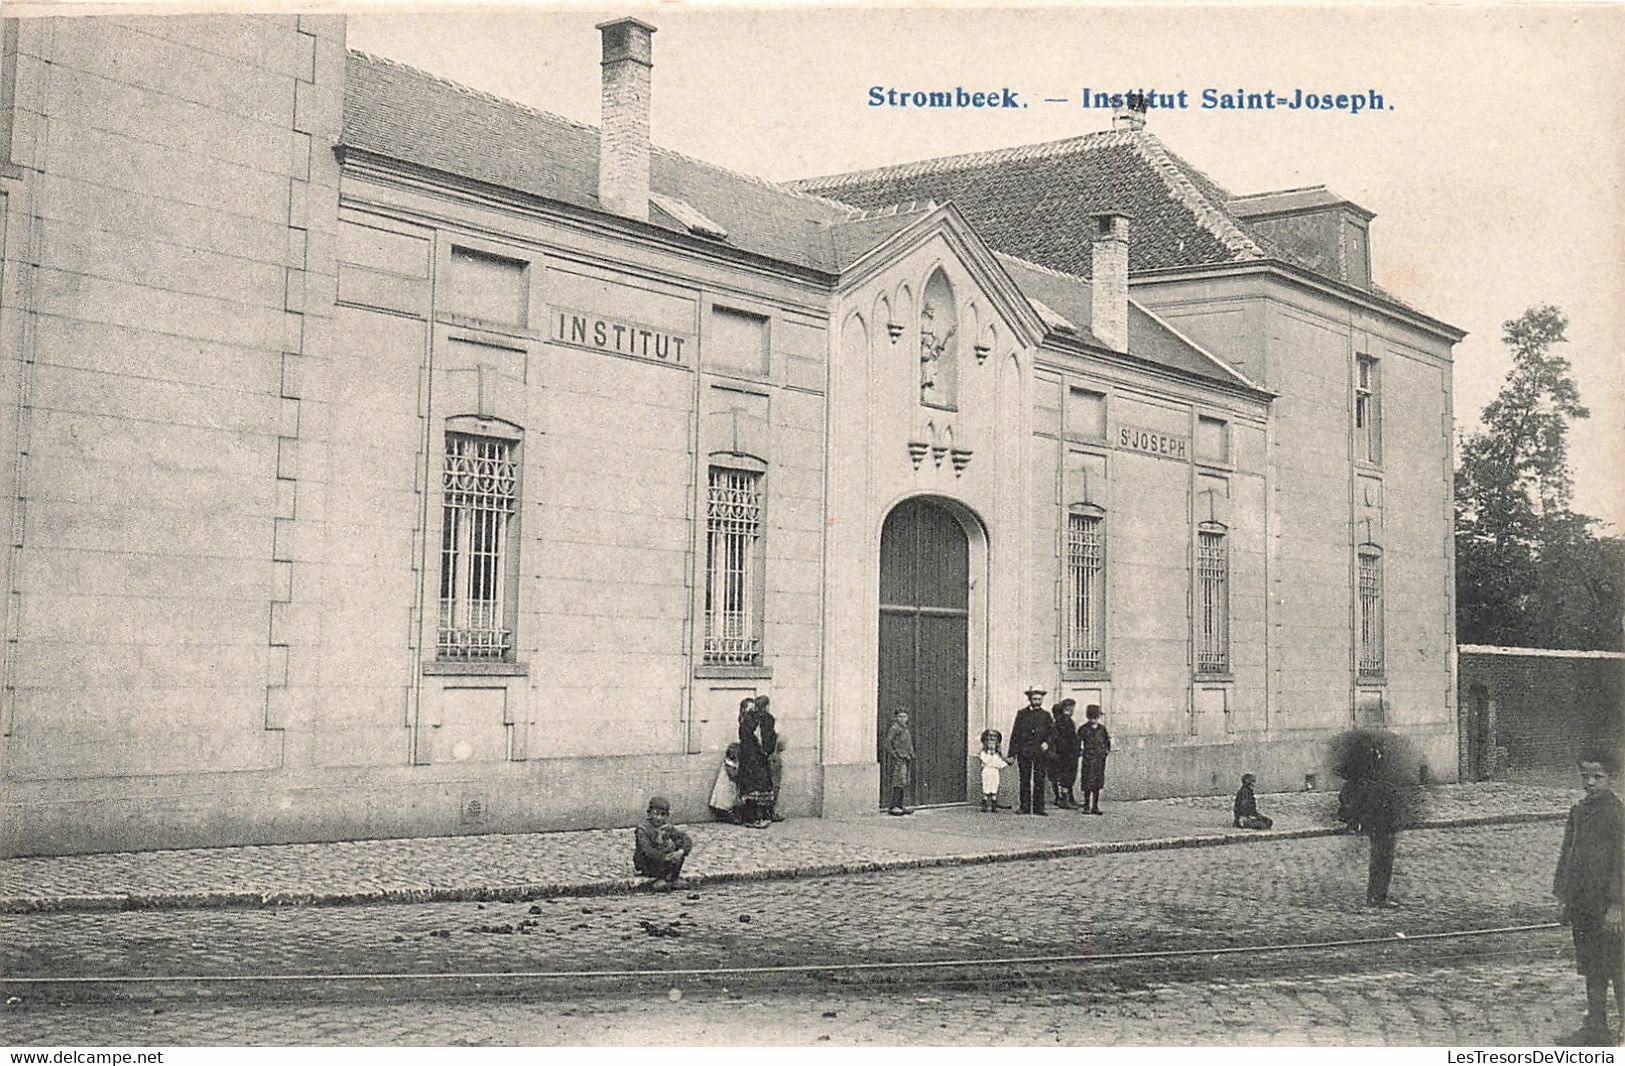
[1358,547,1384,678]
[1196,526,1229,674]
[1355,356,1381,464]
[705,466,764,666]
[1065,510,1105,672]
[438,434,518,661]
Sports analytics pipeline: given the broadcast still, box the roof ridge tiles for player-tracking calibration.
[347,50,598,135]
[1130,133,1266,260]
[1228,184,1330,201]
[993,249,1094,286]
[793,129,1143,189]
[843,199,942,221]
[346,50,862,219]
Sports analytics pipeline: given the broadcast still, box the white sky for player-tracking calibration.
[349,3,1625,529]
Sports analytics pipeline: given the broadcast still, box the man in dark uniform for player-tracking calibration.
[1010,686,1057,815]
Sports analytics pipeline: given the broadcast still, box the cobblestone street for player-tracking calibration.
[0,955,1597,1046]
[2,823,1569,983]
[0,783,1574,912]
[4,820,1605,1048]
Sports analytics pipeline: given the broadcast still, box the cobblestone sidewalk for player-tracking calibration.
[0,782,1575,913]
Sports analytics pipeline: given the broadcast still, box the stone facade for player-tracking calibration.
[0,14,1462,855]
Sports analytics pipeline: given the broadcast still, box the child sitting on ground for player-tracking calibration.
[977,729,1009,813]
[1233,772,1274,830]
[633,796,693,890]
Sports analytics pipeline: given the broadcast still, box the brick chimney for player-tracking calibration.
[597,17,656,221]
[1112,92,1148,132]
[1090,211,1132,352]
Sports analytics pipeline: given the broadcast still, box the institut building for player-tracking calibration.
[0,15,1464,855]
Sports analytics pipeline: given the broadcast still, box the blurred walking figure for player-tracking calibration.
[1553,751,1624,1046]
[1049,699,1081,809]
[1077,704,1111,815]
[1233,773,1273,830]
[1336,733,1402,907]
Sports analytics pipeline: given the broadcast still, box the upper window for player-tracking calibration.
[709,306,769,375]
[1064,507,1106,673]
[438,432,519,661]
[446,247,528,327]
[1066,388,1107,441]
[1357,547,1384,679]
[1355,355,1382,464]
[1196,524,1230,675]
[704,465,765,667]
[1196,415,1229,464]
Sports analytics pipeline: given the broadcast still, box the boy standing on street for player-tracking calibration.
[1553,751,1624,1045]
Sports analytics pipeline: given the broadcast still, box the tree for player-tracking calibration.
[1455,305,1620,650]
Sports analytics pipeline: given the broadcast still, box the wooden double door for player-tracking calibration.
[877,497,969,806]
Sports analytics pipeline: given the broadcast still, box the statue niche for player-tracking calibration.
[918,271,959,408]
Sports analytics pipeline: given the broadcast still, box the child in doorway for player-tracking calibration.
[1553,750,1624,1045]
[977,729,1009,813]
[1233,773,1274,830]
[633,796,693,890]
[883,708,915,816]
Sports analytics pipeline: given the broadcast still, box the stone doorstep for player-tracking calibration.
[0,811,1565,916]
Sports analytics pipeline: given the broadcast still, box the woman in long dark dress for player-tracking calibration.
[736,696,776,828]
[1077,704,1112,815]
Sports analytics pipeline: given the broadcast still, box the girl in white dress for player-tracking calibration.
[977,729,1008,813]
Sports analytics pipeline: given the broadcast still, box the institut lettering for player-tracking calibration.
[552,309,689,365]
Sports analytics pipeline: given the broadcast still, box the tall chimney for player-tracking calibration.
[1089,210,1132,352]
[1112,92,1148,132]
[597,17,656,221]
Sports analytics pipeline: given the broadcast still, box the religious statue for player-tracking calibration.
[919,301,955,398]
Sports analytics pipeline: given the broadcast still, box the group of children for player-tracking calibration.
[706,696,787,828]
[635,728,1625,1044]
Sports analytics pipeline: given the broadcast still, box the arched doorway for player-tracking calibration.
[878,497,971,806]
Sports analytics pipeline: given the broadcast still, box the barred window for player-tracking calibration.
[1358,547,1384,678]
[1355,356,1381,464]
[705,466,764,666]
[438,434,518,661]
[1196,526,1229,674]
[1065,510,1105,672]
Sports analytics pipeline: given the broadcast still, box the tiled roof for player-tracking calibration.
[794,130,1281,277]
[339,52,1259,392]
[994,254,1260,391]
[342,52,855,272]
